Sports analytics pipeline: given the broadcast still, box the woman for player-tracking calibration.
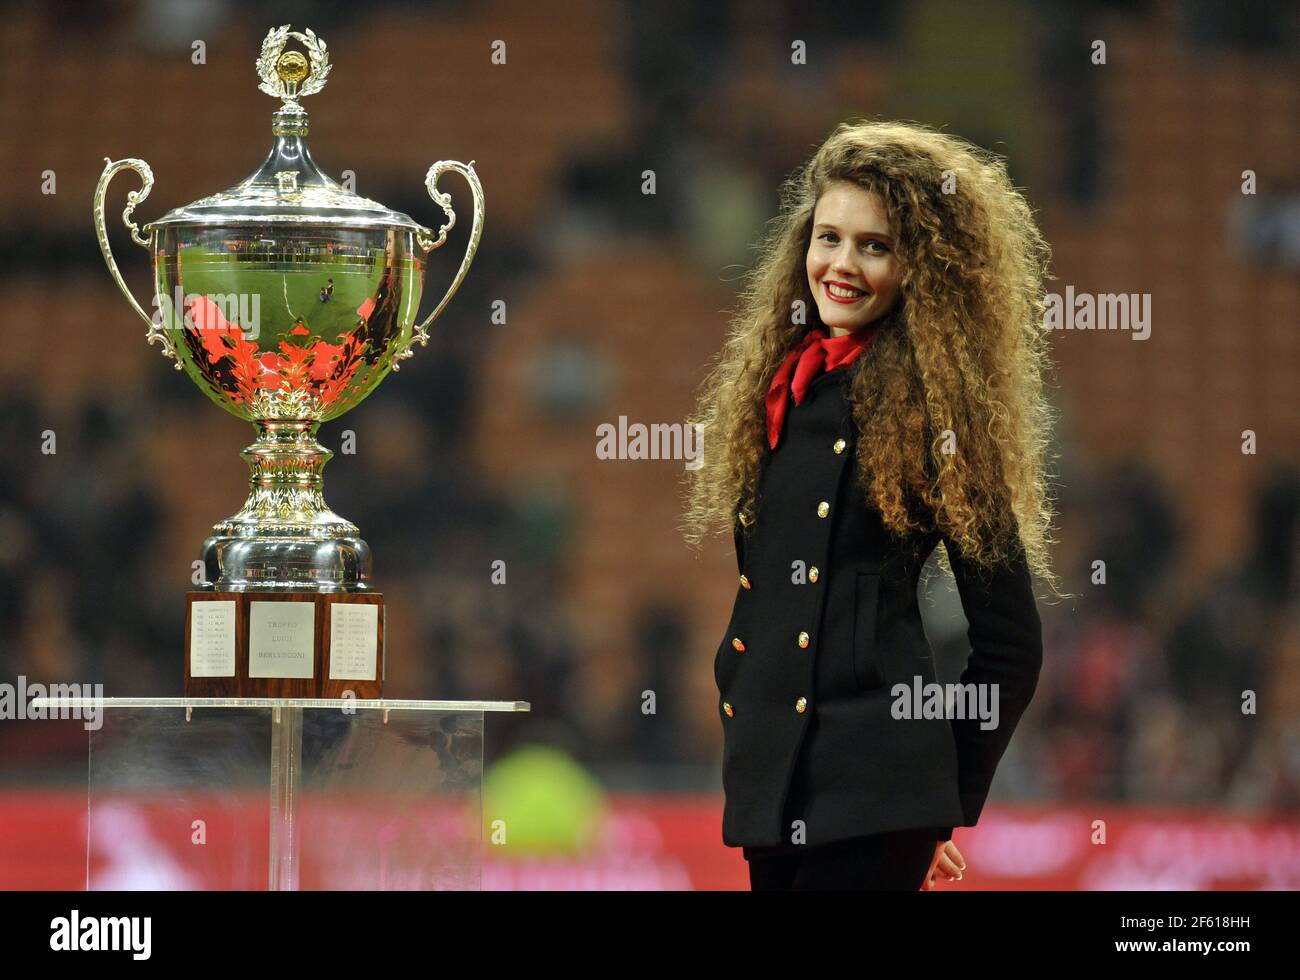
[682,118,1057,890]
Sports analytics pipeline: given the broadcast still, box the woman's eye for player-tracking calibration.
[819,232,887,253]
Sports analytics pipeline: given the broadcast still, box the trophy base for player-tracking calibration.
[200,533,375,593]
[184,591,384,698]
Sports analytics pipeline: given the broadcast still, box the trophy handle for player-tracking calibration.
[93,157,180,368]
[392,159,485,371]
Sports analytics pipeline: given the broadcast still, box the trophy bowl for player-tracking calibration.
[151,219,423,424]
[92,25,484,601]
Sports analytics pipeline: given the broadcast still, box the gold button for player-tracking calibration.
[817,501,829,518]
[833,438,846,454]
[732,637,746,652]
[795,697,807,713]
[723,702,734,717]
[737,511,752,528]
[739,574,751,590]
[808,566,819,583]
[797,631,810,648]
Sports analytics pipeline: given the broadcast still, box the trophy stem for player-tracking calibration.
[198,420,373,592]
[233,419,344,530]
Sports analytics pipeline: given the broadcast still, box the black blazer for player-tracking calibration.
[714,367,1043,850]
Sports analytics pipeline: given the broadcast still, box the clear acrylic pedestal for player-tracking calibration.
[33,697,529,890]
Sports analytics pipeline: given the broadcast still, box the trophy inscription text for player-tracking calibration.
[328,603,379,681]
[249,601,316,679]
[189,600,236,678]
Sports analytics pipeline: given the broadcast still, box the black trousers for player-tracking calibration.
[744,828,939,891]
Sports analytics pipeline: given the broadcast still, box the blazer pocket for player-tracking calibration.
[852,572,886,690]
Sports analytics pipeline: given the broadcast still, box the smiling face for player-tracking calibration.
[805,181,902,336]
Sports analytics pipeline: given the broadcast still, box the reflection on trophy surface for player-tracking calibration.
[92,25,484,695]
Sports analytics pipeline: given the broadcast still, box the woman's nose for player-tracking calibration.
[832,252,858,276]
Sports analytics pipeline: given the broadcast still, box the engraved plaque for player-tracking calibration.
[249,601,316,679]
[329,603,379,681]
[189,600,236,677]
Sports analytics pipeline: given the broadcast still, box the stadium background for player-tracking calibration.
[0,0,1297,888]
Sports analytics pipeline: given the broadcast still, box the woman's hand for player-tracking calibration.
[922,839,965,889]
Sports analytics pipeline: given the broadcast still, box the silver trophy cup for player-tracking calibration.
[93,25,484,597]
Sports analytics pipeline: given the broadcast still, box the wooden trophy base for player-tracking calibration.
[185,591,384,698]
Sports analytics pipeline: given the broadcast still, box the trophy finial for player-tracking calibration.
[275,51,310,87]
[256,25,331,104]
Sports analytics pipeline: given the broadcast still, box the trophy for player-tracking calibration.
[92,26,484,698]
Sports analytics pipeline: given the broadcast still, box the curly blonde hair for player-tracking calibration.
[681,118,1058,587]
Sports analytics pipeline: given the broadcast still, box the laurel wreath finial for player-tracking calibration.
[256,25,331,103]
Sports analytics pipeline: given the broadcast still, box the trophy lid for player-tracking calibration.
[145,26,429,233]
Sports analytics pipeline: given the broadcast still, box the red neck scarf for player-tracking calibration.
[765,326,879,449]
